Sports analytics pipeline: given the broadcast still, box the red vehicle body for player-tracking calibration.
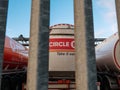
[3,36,28,74]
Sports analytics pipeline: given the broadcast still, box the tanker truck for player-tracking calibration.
[96,32,120,90]
[1,36,28,90]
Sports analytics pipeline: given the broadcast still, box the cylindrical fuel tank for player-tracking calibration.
[49,24,75,73]
[96,32,120,73]
[3,36,28,72]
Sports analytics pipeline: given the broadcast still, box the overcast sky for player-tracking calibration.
[6,0,118,38]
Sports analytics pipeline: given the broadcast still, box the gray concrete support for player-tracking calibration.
[74,0,97,90]
[27,0,50,90]
[0,0,8,88]
[115,0,120,38]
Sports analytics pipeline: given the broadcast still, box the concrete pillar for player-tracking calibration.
[115,0,120,38]
[27,0,50,90]
[74,0,97,90]
[0,0,8,88]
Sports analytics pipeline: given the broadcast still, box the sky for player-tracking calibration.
[6,0,117,38]
[6,0,31,37]
[92,0,117,38]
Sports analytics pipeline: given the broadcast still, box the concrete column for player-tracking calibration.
[27,0,50,90]
[74,0,97,90]
[0,0,8,88]
[115,0,120,38]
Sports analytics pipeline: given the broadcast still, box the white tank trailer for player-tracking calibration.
[49,24,120,90]
[49,24,75,78]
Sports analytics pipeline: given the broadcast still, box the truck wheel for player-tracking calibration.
[103,78,110,90]
[97,75,104,90]
[1,78,11,90]
[15,77,22,90]
[10,77,22,90]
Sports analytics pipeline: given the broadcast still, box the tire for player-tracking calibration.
[103,77,111,90]
[10,77,22,90]
[97,75,105,90]
[97,75,111,90]
[15,79,22,90]
[1,78,12,90]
